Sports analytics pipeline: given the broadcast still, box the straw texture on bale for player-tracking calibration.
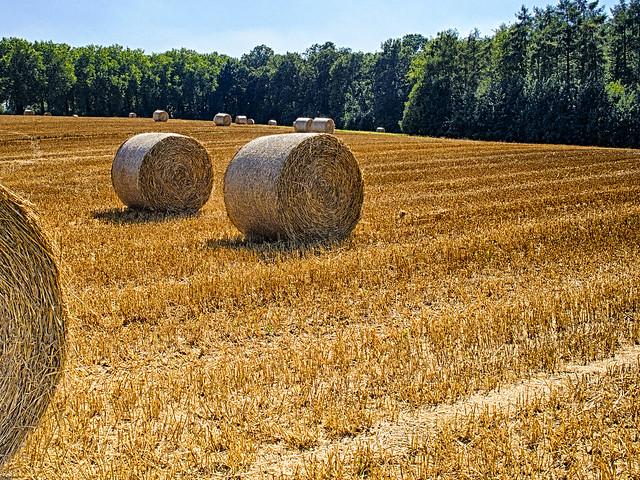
[23,109,34,116]
[153,110,169,122]
[310,117,335,134]
[0,185,65,468]
[247,118,255,125]
[235,115,247,125]
[129,112,137,118]
[376,127,386,133]
[294,117,312,132]
[268,120,277,126]
[224,133,363,242]
[214,113,232,126]
[111,133,213,212]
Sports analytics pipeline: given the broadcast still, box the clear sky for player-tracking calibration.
[4,0,621,58]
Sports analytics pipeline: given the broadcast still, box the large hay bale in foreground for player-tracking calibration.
[153,110,169,122]
[311,117,335,134]
[111,133,213,212]
[214,113,232,126]
[224,133,363,242]
[294,117,312,132]
[235,115,247,125]
[0,185,66,468]
[268,119,277,126]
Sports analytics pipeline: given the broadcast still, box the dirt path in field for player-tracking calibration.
[245,343,640,478]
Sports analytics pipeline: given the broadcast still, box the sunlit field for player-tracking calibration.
[1,115,639,479]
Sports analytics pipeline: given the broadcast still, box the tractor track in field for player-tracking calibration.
[244,343,640,478]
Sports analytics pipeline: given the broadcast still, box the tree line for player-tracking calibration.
[1,0,639,147]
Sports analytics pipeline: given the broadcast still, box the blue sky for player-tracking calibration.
[4,0,620,58]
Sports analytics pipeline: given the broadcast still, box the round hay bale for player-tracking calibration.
[43,112,52,117]
[376,127,385,133]
[247,118,255,125]
[111,133,213,212]
[224,133,363,242]
[310,117,335,134]
[214,113,232,126]
[129,112,137,118]
[0,185,66,468]
[268,120,277,126]
[23,108,34,116]
[153,110,169,122]
[235,115,247,125]
[294,117,312,132]
[72,114,78,117]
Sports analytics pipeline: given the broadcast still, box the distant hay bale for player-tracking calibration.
[294,117,312,132]
[214,113,232,126]
[311,118,335,134]
[224,133,363,242]
[153,110,169,122]
[72,114,78,117]
[111,133,213,212]
[376,127,385,133]
[128,112,137,118]
[235,115,247,125]
[0,185,66,468]
[247,118,255,125]
[43,112,52,117]
[23,108,34,116]
[268,120,277,126]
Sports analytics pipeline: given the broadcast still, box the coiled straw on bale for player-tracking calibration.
[294,117,312,132]
[111,133,213,212]
[0,185,65,468]
[311,117,335,134]
[214,113,232,126]
[153,110,169,122]
[224,133,363,242]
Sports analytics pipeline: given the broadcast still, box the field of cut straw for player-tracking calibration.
[1,115,639,479]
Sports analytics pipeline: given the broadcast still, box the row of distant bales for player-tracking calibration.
[21,108,388,133]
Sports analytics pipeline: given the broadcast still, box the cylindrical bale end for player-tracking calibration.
[310,118,335,134]
[111,133,213,212]
[214,113,232,126]
[224,133,363,242]
[0,185,66,468]
[153,110,169,122]
[294,117,313,132]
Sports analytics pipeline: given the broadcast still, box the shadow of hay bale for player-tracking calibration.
[91,207,201,225]
[205,235,356,262]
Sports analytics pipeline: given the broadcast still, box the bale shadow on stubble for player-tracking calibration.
[205,235,351,262]
[92,207,201,225]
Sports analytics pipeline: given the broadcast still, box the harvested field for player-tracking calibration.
[0,116,639,479]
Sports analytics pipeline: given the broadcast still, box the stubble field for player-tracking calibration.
[1,115,639,479]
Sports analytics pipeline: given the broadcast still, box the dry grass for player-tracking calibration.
[0,116,638,479]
